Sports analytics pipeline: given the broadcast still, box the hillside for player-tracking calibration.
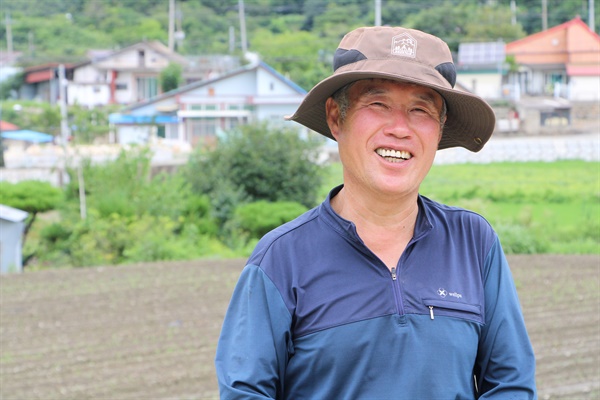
[1,0,597,90]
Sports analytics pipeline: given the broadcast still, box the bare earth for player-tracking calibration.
[1,255,598,399]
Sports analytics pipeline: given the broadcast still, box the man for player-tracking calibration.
[215,26,536,399]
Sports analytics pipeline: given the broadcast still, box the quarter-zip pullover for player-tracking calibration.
[215,186,537,399]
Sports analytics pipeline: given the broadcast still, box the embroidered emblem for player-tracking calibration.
[391,33,417,58]
[437,288,447,298]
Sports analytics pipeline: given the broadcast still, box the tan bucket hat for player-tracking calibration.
[287,26,496,152]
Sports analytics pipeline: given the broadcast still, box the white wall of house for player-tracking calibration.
[569,76,600,101]
[118,125,155,144]
[68,84,111,107]
[456,72,503,100]
[95,47,170,70]
[114,71,135,104]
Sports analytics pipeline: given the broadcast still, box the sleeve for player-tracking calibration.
[215,264,293,399]
[476,238,537,399]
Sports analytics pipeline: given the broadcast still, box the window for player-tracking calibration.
[225,116,248,130]
[190,118,218,137]
[137,77,158,100]
[138,50,145,67]
[189,104,218,111]
[116,83,127,90]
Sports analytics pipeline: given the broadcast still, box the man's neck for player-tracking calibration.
[330,185,419,270]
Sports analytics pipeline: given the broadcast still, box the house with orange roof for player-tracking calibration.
[506,16,600,101]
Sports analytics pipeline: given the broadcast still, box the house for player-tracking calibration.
[0,204,29,274]
[506,17,600,101]
[456,41,510,101]
[19,41,240,108]
[20,63,75,104]
[109,61,307,147]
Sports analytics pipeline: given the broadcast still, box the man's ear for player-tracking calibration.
[437,115,447,144]
[325,97,341,141]
[438,115,448,144]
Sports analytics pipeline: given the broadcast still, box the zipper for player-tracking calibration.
[389,266,404,316]
[423,299,482,322]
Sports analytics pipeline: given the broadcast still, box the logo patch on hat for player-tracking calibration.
[391,33,417,58]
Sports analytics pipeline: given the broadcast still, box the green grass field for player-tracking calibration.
[320,161,600,254]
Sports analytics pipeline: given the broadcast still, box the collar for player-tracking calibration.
[318,184,434,244]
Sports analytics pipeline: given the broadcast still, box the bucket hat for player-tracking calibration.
[287,26,496,152]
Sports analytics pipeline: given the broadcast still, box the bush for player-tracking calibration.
[495,223,549,254]
[235,200,308,238]
[186,122,324,230]
[1,180,63,213]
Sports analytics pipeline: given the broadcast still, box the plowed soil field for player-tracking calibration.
[1,255,598,399]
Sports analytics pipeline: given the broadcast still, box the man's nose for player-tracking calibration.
[384,109,412,138]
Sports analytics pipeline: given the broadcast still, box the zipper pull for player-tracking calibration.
[429,306,435,320]
[391,267,397,280]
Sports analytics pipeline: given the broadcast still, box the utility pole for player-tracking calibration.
[229,26,235,53]
[590,0,596,33]
[374,0,381,26]
[168,0,175,50]
[541,0,548,31]
[5,12,12,55]
[238,0,247,54]
[510,0,517,26]
[58,65,70,145]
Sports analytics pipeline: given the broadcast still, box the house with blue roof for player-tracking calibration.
[109,60,307,147]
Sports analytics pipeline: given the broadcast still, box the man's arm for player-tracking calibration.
[215,265,293,399]
[476,238,537,398]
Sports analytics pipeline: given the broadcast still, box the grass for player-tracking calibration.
[319,161,600,254]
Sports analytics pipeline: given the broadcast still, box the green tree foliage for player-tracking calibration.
[1,0,597,91]
[186,122,324,228]
[34,147,227,267]
[0,100,114,143]
[159,63,184,93]
[1,180,62,215]
[0,180,63,244]
[0,72,24,100]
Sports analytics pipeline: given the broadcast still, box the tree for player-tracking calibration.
[186,122,324,228]
[159,63,184,93]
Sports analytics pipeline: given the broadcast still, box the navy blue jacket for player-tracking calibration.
[216,187,537,399]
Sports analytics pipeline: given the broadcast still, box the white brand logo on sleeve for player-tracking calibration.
[391,33,417,58]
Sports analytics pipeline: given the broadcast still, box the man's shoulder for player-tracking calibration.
[247,206,322,265]
[420,195,490,223]
[419,195,496,241]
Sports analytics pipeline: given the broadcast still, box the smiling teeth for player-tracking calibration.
[376,148,412,161]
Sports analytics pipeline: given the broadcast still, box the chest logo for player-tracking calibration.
[437,288,447,297]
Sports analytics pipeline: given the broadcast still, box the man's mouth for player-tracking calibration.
[375,148,412,163]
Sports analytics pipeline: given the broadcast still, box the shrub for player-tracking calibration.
[235,200,308,238]
[186,122,324,230]
[495,223,549,254]
[1,180,63,213]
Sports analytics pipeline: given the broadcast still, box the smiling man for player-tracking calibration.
[215,26,537,399]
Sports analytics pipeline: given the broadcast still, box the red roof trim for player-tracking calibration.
[567,65,600,76]
[507,17,600,50]
[0,121,19,131]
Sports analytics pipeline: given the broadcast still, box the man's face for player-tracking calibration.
[326,79,445,200]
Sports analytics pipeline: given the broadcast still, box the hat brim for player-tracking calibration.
[287,64,496,152]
